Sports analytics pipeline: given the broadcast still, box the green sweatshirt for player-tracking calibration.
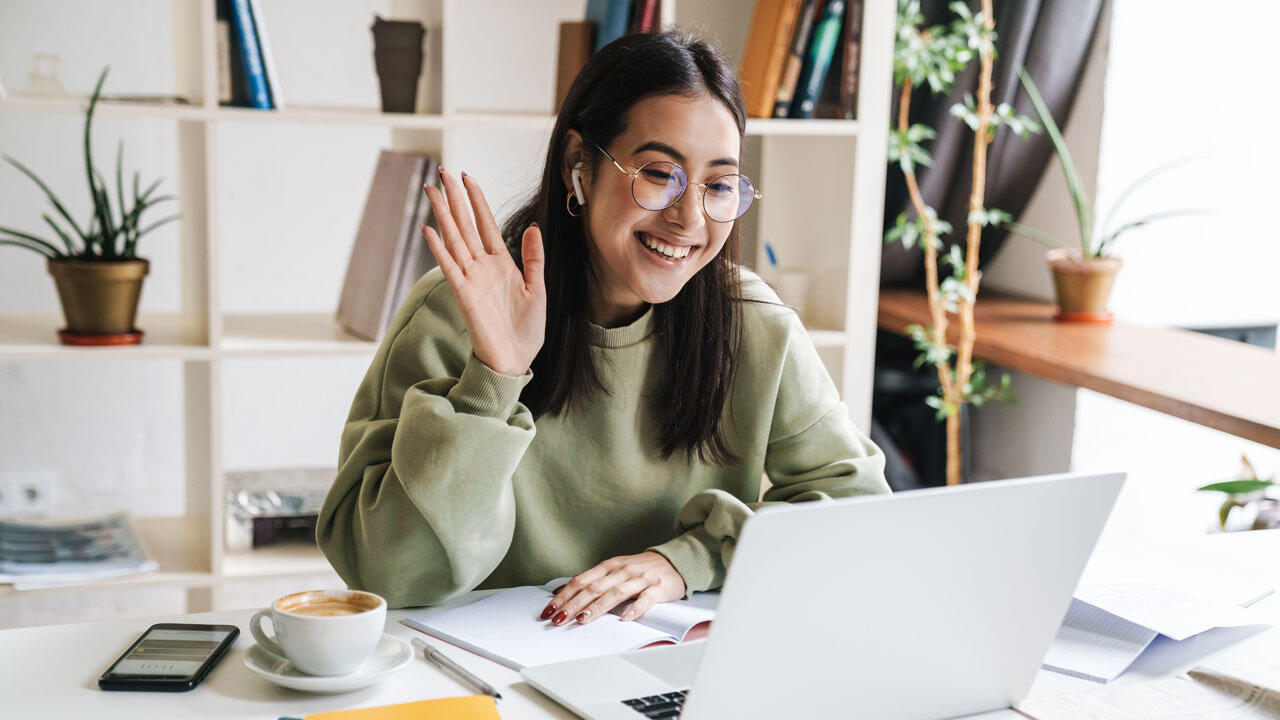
[318,267,888,609]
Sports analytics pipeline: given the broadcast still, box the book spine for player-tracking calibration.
[790,0,845,119]
[772,0,823,118]
[838,0,863,119]
[229,0,271,109]
[216,19,232,104]
[247,0,283,110]
[555,21,595,112]
[739,0,803,119]
[587,0,634,53]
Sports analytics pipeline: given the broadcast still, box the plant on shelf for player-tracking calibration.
[884,0,1037,485]
[1196,455,1279,532]
[0,66,179,346]
[1001,66,1210,322]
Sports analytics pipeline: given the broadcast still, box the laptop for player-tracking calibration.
[521,472,1125,720]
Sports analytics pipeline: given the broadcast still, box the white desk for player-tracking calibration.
[3,529,1278,719]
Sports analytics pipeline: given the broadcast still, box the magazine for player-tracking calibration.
[0,512,159,589]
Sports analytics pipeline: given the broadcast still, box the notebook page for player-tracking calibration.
[402,586,673,670]
[1041,598,1158,683]
[612,591,719,640]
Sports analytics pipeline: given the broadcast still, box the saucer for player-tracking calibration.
[243,633,413,694]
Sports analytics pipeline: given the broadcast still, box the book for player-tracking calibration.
[247,0,284,110]
[387,156,440,320]
[789,0,845,119]
[836,0,863,119]
[0,512,158,589]
[402,579,718,670]
[229,0,272,109]
[586,0,634,53]
[738,0,804,119]
[628,0,661,33]
[216,0,250,107]
[336,150,436,341]
[288,696,499,720]
[771,0,823,118]
[555,21,595,112]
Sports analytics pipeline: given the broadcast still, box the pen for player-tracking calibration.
[411,636,503,700]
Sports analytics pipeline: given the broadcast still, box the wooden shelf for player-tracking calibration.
[745,118,859,136]
[0,314,210,361]
[878,289,1280,450]
[221,314,377,356]
[221,543,339,579]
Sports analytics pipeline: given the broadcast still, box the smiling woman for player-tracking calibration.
[316,30,889,627]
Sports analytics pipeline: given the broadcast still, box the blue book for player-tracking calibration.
[229,0,272,109]
[586,0,633,53]
[789,0,844,119]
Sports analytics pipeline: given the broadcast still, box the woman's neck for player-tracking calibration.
[588,290,649,328]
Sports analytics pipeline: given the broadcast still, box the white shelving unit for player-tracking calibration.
[0,0,894,616]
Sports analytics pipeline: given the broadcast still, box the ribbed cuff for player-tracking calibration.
[445,354,532,419]
[649,526,725,598]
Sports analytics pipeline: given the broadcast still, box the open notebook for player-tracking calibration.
[402,579,718,670]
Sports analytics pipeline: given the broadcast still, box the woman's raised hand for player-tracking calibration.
[421,169,546,377]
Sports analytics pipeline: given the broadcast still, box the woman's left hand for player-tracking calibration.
[540,551,686,625]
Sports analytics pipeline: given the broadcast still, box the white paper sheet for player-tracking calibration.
[1017,664,1280,719]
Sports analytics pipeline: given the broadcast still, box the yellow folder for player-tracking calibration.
[301,695,500,719]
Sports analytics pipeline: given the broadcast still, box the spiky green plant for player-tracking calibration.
[0,66,179,261]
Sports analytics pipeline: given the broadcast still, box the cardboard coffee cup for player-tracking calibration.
[250,589,386,676]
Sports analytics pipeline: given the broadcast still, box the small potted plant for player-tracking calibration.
[1196,456,1279,532]
[0,66,178,346]
[1000,66,1209,323]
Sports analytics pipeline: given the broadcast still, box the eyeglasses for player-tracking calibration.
[588,139,761,223]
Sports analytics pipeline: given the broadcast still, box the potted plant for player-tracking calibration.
[1003,67,1209,322]
[0,67,178,346]
[1196,456,1279,532]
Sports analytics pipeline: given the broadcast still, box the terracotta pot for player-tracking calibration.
[1046,248,1121,323]
[47,257,149,343]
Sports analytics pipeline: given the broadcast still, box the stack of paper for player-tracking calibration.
[1043,555,1274,683]
[1019,663,1280,718]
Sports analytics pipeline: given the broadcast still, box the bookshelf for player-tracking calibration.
[0,0,894,621]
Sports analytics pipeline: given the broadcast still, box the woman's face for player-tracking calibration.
[574,93,741,326]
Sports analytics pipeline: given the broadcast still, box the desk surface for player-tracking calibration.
[2,530,1279,719]
[877,289,1280,450]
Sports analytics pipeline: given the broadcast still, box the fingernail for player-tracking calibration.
[437,166,446,176]
[461,171,469,180]
[540,604,556,620]
[531,221,539,229]
[575,610,591,623]
[552,611,568,625]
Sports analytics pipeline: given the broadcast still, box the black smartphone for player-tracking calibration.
[98,622,240,692]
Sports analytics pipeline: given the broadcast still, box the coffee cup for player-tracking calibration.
[249,589,386,676]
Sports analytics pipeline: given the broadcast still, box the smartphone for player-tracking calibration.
[98,622,240,692]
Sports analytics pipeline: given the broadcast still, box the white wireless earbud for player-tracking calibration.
[571,163,586,205]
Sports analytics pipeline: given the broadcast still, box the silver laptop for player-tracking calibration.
[522,472,1125,720]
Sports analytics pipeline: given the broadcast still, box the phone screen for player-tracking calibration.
[103,625,237,681]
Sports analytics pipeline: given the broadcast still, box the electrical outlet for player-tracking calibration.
[0,472,55,518]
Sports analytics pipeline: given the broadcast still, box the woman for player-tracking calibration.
[317,30,888,626]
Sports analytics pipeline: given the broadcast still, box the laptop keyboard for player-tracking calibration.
[622,690,689,718]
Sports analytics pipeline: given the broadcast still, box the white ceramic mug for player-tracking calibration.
[249,589,386,676]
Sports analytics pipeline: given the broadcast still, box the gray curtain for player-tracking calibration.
[880,0,1106,285]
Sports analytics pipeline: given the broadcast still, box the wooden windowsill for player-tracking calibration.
[877,289,1280,450]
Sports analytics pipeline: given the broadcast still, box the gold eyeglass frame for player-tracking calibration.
[587,139,762,223]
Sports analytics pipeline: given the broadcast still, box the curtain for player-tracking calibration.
[880,0,1107,285]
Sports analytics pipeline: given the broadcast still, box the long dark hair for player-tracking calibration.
[500,29,746,467]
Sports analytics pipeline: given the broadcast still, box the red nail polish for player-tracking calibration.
[553,611,568,625]
[575,612,588,623]
[531,221,539,229]
[437,166,446,175]
[461,171,469,180]
[540,605,556,620]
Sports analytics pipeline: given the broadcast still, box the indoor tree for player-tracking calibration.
[885,0,1037,485]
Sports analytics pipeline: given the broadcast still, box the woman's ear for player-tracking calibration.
[562,129,589,201]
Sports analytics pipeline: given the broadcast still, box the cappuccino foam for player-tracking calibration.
[286,600,368,617]
[277,590,380,617]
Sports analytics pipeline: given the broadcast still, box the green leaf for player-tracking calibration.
[2,154,89,245]
[1096,209,1217,256]
[0,224,62,256]
[41,214,76,256]
[1017,66,1094,256]
[1195,479,1275,495]
[1002,220,1066,249]
[1099,153,1212,240]
[0,238,56,258]
[84,67,111,255]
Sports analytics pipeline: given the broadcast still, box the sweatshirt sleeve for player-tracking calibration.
[317,275,536,609]
[649,308,890,596]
